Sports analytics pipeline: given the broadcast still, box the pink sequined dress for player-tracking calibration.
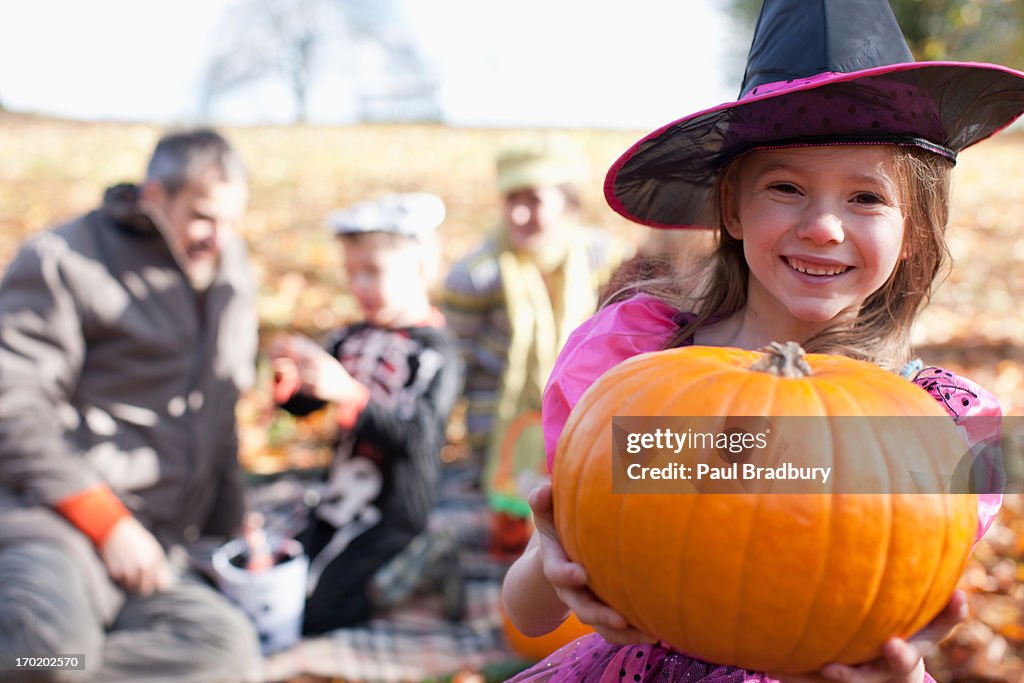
[508,294,1003,683]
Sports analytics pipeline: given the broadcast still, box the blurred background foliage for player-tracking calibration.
[723,0,1024,72]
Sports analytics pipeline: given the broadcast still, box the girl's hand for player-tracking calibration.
[769,590,968,683]
[529,482,656,646]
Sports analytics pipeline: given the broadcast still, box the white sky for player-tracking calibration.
[0,0,741,130]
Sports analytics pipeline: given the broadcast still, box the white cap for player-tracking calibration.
[325,192,445,239]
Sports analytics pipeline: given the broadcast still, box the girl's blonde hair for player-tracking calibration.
[662,146,954,369]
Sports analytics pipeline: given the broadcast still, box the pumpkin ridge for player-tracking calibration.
[612,467,637,636]
[708,361,781,666]
[864,374,911,651]
[648,362,712,655]
[922,496,979,631]
[780,380,838,670]
[669,494,698,659]
[614,373,654,638]
[730,367,781,666]
[899,428,965,635]
[733,491,767,667]
[649,368,712,647]
[557,369,605,584]
[771,492,836,672]
[842,363,960,664]
[808,491,836,668]
[775,476,836,669]
[660,357,728,643]
[904,493,973,643]
[569,378,606,598]
[762,362,878,669]
[871,494,901,656]
[816,378,893,664]
[590,361,660,636]
[570,422,588,609]
[674,490,704,659]
[834,431,895,663]
[901,494,951,636]
[670,396,731,664]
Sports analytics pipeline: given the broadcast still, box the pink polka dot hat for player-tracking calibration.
[605,0,1024,229]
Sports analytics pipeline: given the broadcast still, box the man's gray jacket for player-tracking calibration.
[0,184,257,621]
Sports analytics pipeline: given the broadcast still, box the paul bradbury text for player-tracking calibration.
[626,462,832,484]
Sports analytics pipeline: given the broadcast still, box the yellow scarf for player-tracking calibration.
[486,230,597,508]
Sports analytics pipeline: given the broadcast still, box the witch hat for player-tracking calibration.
[606,0,1024,229]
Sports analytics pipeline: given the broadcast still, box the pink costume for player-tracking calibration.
[510,294,1003,683]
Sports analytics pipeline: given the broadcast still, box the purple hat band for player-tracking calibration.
[606,61,1024,230]
[724,70,951,163]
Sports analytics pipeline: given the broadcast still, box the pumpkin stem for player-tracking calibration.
[750,341,813,378]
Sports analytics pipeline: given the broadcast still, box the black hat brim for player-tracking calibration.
[606,62,1024,229]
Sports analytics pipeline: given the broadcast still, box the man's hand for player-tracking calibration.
[100,516,174,596]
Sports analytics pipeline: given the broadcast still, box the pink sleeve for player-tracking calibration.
[542,294,680,471]
[910,366,1003,542]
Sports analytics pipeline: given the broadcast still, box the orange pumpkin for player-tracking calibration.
[553,342,977,673]
[501,609,593,661]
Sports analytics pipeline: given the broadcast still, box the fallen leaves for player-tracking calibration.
[932,495,1024,681]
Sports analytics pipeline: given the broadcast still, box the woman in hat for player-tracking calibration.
[441,134,632,555]
[501,0,1024,681]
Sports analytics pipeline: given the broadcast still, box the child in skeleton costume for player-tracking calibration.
[271,193,463,633]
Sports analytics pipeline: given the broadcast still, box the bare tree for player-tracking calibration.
[200,0,326,123]
[200,0,437,124]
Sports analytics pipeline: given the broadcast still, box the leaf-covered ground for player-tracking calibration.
[1,114,1021,681]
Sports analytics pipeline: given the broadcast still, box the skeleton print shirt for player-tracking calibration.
[282,318,463,536]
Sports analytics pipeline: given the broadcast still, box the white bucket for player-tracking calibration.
[212,538,309,654]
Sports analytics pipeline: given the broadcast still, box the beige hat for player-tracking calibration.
[495,134,588,195]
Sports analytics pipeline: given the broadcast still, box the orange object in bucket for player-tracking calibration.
[242,512,274,573]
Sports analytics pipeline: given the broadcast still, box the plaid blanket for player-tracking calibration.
[262,582,511,681]
[249,471,530,682]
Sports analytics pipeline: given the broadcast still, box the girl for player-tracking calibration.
[501,1,1024,682]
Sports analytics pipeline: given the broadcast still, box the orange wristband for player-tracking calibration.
[54,485,130,547]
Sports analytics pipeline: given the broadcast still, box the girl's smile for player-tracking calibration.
[782,254,853,281]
